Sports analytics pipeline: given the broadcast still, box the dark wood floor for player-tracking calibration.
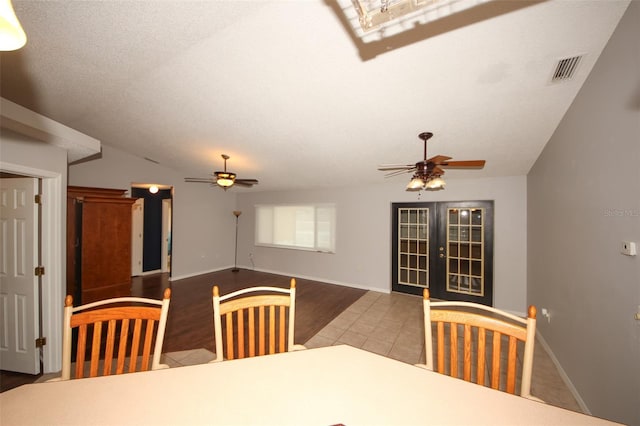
[0,268,366,392]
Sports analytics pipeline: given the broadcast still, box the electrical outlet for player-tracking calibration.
[621,241,637,256]
[541,308,551,323]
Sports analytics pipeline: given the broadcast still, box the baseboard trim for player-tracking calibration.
[168,265,387,294]
[238,265,390,294]
[535,330,591,415]
[169,265,233,282]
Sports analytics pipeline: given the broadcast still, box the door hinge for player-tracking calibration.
[35,266,45,276]
[35,337,47,348]
[35,194,42,204]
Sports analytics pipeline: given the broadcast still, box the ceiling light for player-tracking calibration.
[425,176,446,190]
[339,0,490,43]
[216,172,236,188]
[149,185,159,194]
[406,176,425,191]
[0,0,27,51]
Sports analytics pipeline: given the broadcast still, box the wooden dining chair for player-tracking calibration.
[421,289,538,399]
[211,278,305,362]
[59,288,171,380]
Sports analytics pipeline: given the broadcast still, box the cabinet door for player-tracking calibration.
[80,197,134,303]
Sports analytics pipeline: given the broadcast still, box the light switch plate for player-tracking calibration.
[621,241,637,256]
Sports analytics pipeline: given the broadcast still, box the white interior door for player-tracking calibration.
[131,198,144,276]
[0,177,40,374]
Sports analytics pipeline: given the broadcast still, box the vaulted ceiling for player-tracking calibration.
[0,0,631,191]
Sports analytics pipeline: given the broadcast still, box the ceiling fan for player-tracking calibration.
[378,132,486,191]
[185,154,259,190]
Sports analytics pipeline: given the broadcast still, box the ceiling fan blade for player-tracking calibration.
[185,177,216,183]
[234,181,255,187]
[432,166,446,175]
[440,160,486,169]
[235,178,259,185]
[377,164,415,171]
[384,168,415,178]
[426,155,452,164]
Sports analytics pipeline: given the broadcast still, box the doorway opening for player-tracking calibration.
[131,185,172,277]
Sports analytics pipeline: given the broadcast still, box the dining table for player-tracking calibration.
[0,344,619,425]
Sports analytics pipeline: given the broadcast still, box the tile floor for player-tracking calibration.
[161,348,215,367]
[305,290,583,414]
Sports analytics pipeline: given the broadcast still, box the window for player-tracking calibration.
[255,204,336,253]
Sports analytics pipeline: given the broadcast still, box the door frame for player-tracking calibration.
[131,198,144,276]
[0,160,63,374]
[161,198,172,273]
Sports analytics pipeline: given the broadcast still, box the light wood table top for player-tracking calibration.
[0,345,618,425]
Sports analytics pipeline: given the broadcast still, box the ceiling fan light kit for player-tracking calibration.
[379,131,484,192]
[215,172,236,188]
[407,175,446,191]
[425,176,446,190]
[184,154,259,191]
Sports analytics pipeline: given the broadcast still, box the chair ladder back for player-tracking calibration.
[259,305,266,356]
[74,324,87,379]
[223,303,288,359]
[225,311,235,359]
[449,322,458,378]
[278,305,286,353]
[212,279,299,362]
[490,330,502,390]
[248,307,255,356]
[435,321,444,373]
[476,327,486,386]
[423,289,537,398]
[115,318,130,374]
[463,323,472,382]
[89,319,103,377]
[506,334,518,393]
[61,288,171,380]
[103,319,117,375]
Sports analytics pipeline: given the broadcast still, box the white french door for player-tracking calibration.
[392,201,494,306]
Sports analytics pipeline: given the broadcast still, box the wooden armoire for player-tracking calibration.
[66,186,136,304]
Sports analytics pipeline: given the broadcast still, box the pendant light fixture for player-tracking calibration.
[0,0,27,51]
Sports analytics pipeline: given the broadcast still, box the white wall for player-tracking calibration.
[68,144,238,280]
[528,2,639,424]
[237,175,527,313]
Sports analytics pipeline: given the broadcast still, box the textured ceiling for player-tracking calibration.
[0,0,631,192]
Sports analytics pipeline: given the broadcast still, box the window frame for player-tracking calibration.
[255,203,336,253]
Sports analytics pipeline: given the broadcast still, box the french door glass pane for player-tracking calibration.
[397,207,429,288]
[447,208,485,296]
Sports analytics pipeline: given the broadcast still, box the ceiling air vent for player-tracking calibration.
[551,55,583,82]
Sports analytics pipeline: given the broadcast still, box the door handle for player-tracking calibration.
[439,246,445,258]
